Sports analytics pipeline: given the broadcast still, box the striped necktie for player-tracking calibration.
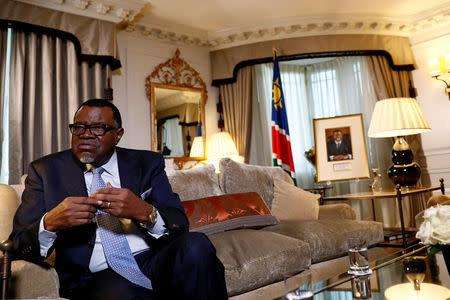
[91,167,152,289]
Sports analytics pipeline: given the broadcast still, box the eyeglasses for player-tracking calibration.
[69,123,119,136]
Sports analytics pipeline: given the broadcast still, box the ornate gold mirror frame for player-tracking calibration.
[145,49,207,166]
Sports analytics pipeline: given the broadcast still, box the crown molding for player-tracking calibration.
[15,0,149,23]
[14,0,450,49]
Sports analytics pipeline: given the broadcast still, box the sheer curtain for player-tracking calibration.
[162,118,184,157]
[251,56,401,226]
[6,28,109,184]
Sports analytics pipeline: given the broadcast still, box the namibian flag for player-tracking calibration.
[271,53,296,185]
[197,101,202,136]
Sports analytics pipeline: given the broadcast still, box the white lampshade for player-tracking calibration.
[428,57,442,76]
[206,132,239,159]
[189,136,204,157]
[445,53,450,72]
[385,283,449,300]
[368,98,431,138]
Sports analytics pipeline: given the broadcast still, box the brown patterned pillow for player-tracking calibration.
[182,192,278,235]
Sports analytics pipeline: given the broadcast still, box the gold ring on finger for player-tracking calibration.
[107,201,111,208]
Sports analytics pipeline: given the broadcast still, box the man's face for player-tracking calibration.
[71,106,124,166]
[333,131,343,142]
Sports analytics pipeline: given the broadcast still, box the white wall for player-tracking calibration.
[411,27,450,191]
[111,32,219,151]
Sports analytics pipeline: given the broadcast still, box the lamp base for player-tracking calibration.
[387,162,421,186]
[387,136,421,186]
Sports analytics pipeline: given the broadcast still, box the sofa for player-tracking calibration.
[0,158,384,299]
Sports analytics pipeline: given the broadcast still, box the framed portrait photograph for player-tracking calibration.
[313,114,370,182]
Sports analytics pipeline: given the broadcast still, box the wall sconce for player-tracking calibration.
[428,53,450,100]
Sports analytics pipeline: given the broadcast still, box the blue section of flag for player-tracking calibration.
[197,104,202,136]
[271,54,290,136]
[197,120,202,136]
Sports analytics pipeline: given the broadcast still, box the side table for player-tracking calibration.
[322,179,445,249]
[305,185,333,200]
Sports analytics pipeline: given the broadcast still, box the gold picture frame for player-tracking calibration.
[313,114,370,182]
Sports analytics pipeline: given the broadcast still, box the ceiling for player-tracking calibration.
[16,0,450,49]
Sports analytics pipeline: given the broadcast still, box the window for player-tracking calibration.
[0,28,12,184]
[252,56,376,188]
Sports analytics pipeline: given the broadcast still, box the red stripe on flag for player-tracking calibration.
[272,125,295,173]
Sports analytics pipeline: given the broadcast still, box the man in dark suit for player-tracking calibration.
[9,99,227,300]
[326,129,353,161]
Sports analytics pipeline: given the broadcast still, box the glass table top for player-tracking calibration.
[312,245,450,300]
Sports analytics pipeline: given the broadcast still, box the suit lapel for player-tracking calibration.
[63,151,89,197]
[117,148,141,195]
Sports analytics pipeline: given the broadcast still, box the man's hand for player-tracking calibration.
[44,197,102,232]
[90,183,153,224]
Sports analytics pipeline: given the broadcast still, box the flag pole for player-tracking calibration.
[272,47,278,61]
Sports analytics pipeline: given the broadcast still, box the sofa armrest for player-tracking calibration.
[318,204,356,220]
[2,239,59,299]
[9,260,60,299]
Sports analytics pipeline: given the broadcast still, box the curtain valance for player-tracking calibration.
[0,0,118,67]
[211,34,415,85]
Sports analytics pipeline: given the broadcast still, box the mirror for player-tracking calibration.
[146,49,207,166]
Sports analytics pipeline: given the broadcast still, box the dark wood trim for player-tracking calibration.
[211,50,414,86]
[0,19,121,70]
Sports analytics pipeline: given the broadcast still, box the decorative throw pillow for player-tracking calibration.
[271,177,320,221]
[167,164,223,201]
[182,192,279,235]
[219,158,294,208]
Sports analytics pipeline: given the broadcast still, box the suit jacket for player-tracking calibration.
[9,147,189,296]
[326,137,352,160]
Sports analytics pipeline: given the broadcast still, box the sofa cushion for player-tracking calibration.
[262,219,383,263]
[219,158,293,208]
[0,184,21,241]
[272,177,320,221]
[182,192,278,235]
[167,164,222,201]
[209,229,310,296]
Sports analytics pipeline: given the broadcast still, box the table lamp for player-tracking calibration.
[189,136,204,158]
[206,132,244,172]
[368,97,431,186]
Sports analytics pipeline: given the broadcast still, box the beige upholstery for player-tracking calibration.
[318,203,356,220]
[1,183,60,299]
[219,158,293,208]
[167,164,223,201]
[9,260,60,299]
[209,229,310,296]
[0,184,20,242]
[263,219,384,263]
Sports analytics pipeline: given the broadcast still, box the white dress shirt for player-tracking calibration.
[38,151,168,273]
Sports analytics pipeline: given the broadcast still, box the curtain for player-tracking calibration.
[0,0,116,59]
[162,118,184,157]
[219,67,253,162]
[7,28,109,184]
[366,56,428,227]
[0,27,8,174]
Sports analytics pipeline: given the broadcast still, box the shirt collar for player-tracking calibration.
[85,150,117,176]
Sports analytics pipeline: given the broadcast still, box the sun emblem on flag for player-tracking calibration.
[272,77,283,110]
